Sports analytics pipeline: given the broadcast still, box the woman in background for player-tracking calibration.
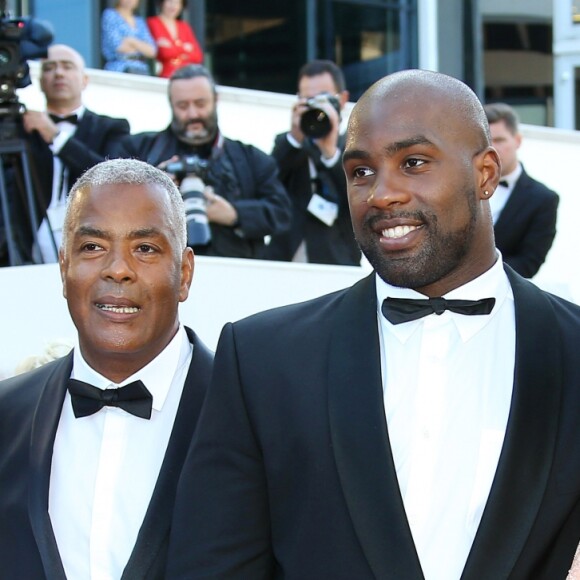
[101,0,157,75]
[147,0,203,78]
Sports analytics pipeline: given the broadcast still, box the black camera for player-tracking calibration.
[0,7,53,113]
[165,155,210,180]
[299,93,341,139]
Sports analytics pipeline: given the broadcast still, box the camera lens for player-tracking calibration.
[182,188,211,247]
[300,108,332,139]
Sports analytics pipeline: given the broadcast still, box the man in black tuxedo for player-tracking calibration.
[7,43,130,264]
[0,159,213,579]
[484,102,559,278]
[166,71,580,579]
[263,60,361,266]
[116,64,291,259]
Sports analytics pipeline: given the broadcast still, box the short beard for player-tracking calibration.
[172,110,219,146]
[356,189,479,291]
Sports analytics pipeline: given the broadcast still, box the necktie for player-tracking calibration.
[499,180,509,187]
[49,113,78,125]
[68,379,153,419]
[382,296,496,325]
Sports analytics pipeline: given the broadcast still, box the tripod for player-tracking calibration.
[0,117,52,266]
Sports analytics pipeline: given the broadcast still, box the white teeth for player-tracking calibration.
[382,225,418,239]
[98,304,140,313]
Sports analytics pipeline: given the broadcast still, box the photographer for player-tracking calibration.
[263,60,361,266]
[115,64,291,259]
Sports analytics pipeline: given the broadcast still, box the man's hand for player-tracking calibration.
[22,110,60,144]
[204,187,238,227]
[310,98,340,160]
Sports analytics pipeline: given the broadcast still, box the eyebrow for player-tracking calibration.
[343,135,436,163]
[75,226,164,240]
[42,59,76,68]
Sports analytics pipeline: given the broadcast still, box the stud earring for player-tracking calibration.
[483,191,490,196]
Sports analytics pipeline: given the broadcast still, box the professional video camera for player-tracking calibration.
[299,93,341,139]
[0,1,53,124]
[166,155,212,248]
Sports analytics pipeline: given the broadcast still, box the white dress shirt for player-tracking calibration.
[37,105,85,263]
[489,163,522,224]
[376,256,515,580]
[49,325,192,580]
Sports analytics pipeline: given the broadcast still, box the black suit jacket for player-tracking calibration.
[494,167,559,278]
[167,270,580,579]
[115,128,291,259]
[10,109,130,260]
[0,327,213,580]
[263,133,361,266]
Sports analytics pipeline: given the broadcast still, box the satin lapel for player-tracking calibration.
[461,267,562,580]
[122,328,213,579]
[28,354,73,580]
[73,110,94,143]
[328,274,423,580]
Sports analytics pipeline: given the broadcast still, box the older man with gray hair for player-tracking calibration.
[0,158,213,579]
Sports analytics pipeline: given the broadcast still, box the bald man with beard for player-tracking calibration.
[166,70,580,580]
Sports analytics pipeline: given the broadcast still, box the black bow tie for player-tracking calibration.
[49,113,78,125]
[499,180,509,187]
[382,296,496,325]
[68,379,153,419]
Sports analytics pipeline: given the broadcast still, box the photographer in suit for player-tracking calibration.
[484,102,559,278]
[116,64,291,259]
[263,60,361,266]
[13,44,130,264]
[0,158,213,579]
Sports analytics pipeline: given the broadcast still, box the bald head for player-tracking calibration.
[40,43,88,112]
[46,44,86,70]
[350,69,491,155]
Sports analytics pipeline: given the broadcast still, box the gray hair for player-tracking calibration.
[62,158,187,253]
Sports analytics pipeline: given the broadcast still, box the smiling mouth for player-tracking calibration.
[96,304,140,314]
[382,225,421,239]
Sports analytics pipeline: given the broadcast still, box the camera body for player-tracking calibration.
[0,11,53,114]
[299,93,341,139]
[165,155,210,180]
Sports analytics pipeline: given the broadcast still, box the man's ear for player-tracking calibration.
[477,146,501,199]
[339,90,350,110]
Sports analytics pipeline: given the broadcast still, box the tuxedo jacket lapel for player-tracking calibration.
[461,267,562,579]
[28,353,73,580]
[493,171,530,242]
[328,274,423,579]
[73,110,95,144]
[122,328,213,579]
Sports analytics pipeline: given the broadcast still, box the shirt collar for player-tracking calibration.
[72,324,190,412]
[47,104,85,121]
[375,252,513,343]
[498,162,522,189]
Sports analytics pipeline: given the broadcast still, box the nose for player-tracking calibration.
[367,169,411,209]
[101,248,136,283]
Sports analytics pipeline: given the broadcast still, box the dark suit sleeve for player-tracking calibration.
[166,323,274,579]
[57,116,130,175]
[501,189,559,278]
[230,144,292,239]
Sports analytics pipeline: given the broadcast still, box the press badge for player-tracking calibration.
[307,193,338,226]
